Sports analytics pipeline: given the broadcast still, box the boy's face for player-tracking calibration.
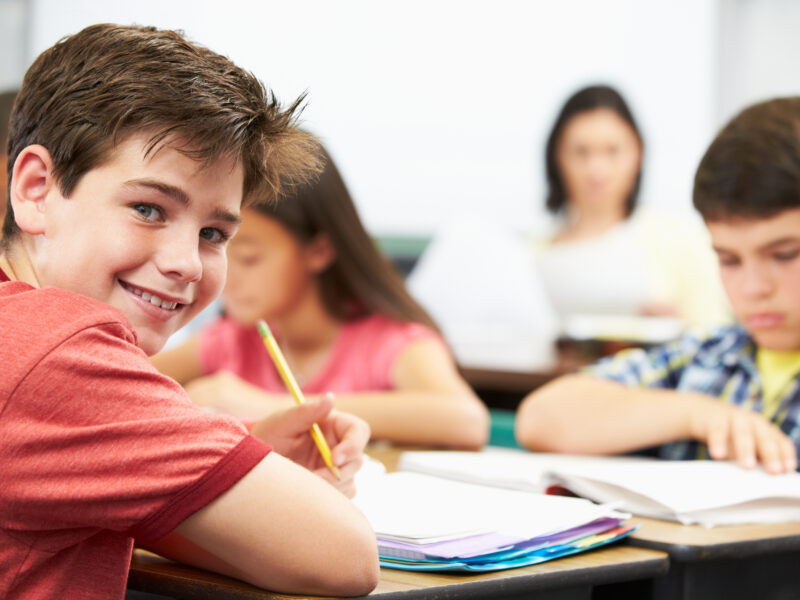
[34,134,243,355]
[708,208,800,351]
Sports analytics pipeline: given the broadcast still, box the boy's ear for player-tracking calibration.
[305,234,336,273]
[10,145,57,236]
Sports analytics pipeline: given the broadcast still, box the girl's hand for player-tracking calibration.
[249,393,370,497]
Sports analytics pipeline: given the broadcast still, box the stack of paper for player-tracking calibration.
[398,448,800,527]
[352,470,635,572]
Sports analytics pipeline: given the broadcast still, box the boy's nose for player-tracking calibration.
[156,235,203,283]
[740,263,774,298]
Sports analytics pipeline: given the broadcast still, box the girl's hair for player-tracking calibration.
[255,142,440,331]
[544,84,644,216]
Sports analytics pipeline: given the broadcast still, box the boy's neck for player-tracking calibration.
[0,239,41,287]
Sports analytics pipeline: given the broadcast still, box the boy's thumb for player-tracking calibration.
[293,392,335,425]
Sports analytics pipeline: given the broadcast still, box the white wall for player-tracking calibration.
[28,0,719,235]
[718,0,800,125]
[0,0,28,91]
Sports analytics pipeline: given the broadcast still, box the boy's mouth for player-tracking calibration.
[119,280,183,311]
[747,313,785,329]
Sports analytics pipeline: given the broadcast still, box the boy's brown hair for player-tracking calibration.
[3,23,319,242]
[694,97,800,221]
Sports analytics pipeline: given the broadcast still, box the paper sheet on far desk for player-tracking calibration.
[351,470,623,544]
[399,448,800,527]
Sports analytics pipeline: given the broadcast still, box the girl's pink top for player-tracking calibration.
[197,314,441,393]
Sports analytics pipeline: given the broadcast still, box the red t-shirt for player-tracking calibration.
[0,270,271,600]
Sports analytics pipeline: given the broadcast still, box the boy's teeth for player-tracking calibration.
[124,282,179,310]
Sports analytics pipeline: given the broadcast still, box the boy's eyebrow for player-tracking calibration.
[123,179,242,224]
[760,237,800,250]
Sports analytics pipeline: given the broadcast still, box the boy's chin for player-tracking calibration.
[137,333,169,357]
[751,331,800,352]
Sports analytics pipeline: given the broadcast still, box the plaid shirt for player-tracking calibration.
[584,325,800,463]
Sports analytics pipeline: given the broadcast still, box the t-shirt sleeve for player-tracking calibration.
[1,321,270,543]
[368,319,444,387]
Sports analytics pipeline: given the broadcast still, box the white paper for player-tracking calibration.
[399,448,800,527]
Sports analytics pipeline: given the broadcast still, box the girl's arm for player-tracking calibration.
[166,338,489,449]
[150,337,204,385]
[515,374,796,473]
[331,338,489,450]
[152,339,290,418]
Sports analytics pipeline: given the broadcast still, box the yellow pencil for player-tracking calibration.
[256,319,341,481]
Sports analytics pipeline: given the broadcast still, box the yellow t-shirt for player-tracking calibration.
[755,348,800,419]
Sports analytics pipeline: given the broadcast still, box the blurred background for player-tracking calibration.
[3,0,799,239]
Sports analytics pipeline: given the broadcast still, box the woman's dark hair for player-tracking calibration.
[694,97,800,221]
[544,84,643,216]
[255,141,440,331]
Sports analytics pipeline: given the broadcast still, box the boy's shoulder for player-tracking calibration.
[0,280,136,351]
[676,323,753,367]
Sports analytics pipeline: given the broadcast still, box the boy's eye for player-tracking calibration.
[717,255,740,267]
[133,203,164,222]
[200,227,229,245]
[774,250,800,262]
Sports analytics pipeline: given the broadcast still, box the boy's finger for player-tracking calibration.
[778,433,798,472]
[754,428,781,474]
[731,414,756,469]
[706,413,730,459]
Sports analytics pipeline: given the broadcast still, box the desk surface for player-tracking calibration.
[130,545,668,600]
[629,516,800,561]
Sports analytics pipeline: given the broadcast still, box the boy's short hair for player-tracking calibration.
[3,23,319,242]
[0,89,16,150]
[694,97,800,221]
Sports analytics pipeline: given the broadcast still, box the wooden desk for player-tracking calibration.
[129,545,668,600]
[627,517,800,600]
[127,445,669,600]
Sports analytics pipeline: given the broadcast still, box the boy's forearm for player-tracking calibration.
[176,453,379,595]
[515,374,700,454]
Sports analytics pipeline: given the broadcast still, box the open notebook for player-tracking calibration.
[398,448,800,527]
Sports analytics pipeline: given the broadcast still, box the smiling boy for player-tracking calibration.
[516,97,800,474]
[0,24,378,599]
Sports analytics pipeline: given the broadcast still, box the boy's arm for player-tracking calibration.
[515,373,797,474]
[175,452,379,596]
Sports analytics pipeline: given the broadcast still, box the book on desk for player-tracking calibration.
[397,447,800,527]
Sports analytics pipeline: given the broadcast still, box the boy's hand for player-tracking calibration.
[689,398,797,474]
[249,393,370,498]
